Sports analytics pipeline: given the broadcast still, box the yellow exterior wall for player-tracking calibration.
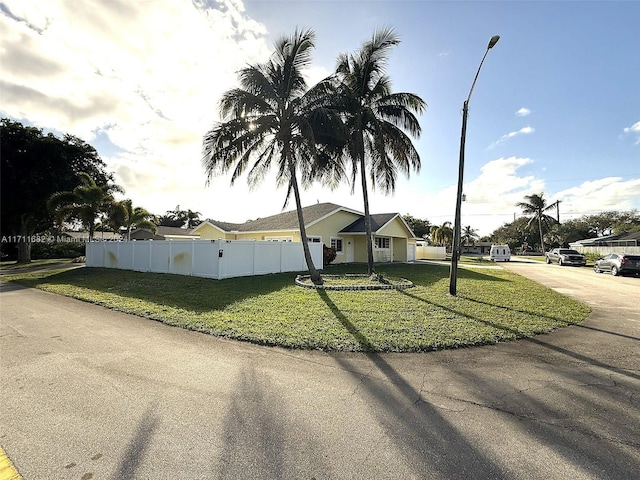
[306,210,361,264]
[378,217,411,238]
[234,230,300,241]
[353,236,368,263]
[392,238,408,261]
[194,223,233,240]
[306,210,361,244]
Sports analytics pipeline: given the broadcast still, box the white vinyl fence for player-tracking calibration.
[86,240,323,280]
[571,246,640,256]
[415,245,447,260]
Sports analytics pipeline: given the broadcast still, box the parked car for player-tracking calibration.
[593,253,640,276]
[545,248,586,266]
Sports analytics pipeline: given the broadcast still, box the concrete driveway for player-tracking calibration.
[0,263,638,479]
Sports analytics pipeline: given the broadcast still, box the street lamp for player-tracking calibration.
[449,35,500,296]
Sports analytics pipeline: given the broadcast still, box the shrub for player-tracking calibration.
[31,241,86,259]
[323,244,337,266]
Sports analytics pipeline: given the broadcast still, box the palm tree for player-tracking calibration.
[108,199,156,240]
[47,172,121,240]
[431,222,453,249]
[202,29,343,285]
[461,226,479,249]
[333,27,426,275]
[517,193,557,253]
[186,209,202,228]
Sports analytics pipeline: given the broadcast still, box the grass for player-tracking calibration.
[0,258,75,269]
[2,263,591,352]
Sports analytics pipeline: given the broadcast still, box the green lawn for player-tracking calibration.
[3,263,590,352]
[0,258,75,269]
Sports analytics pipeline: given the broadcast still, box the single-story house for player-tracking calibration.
[570,231,640,248]
[191,202,418,263]
[461,241,492,255]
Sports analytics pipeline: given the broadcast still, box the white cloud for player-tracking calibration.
[515,107,531,117]
[398,158,640,236]
[2,1,638,240]
[0,0,274,214]
[554,177,640,218]
[622,120,640,144]
[489,126,535,149]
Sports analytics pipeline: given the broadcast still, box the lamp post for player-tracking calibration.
[449,35,500,296]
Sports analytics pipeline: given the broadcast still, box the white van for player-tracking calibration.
[489,244,511,262]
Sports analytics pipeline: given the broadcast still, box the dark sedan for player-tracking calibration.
[593,253,640,277]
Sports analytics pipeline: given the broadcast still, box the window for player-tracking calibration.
[265,236,293,242]
[330,237,343,253]
[307,236,321,243]
[375,237,390,249]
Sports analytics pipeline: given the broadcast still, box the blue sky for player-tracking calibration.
[1,0,638,236]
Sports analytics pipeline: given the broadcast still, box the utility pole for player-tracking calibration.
[551,200,562,223]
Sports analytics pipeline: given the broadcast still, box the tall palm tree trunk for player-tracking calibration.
[360,156,375,275]
[288,156,322,285]
[538,215,545,253]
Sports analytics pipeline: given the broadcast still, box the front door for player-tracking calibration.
[346,239,354,263]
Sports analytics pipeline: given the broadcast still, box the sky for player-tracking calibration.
[1,0,639,237]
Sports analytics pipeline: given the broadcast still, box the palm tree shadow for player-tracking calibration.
[317,290,373,351]
[399,290,640,382]
[316,289,504,477]
[112,404,160,480]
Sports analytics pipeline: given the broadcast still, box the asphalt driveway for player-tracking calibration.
[1,263,638,479]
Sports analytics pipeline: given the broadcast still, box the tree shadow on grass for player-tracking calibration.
[8,267,296,314]
[316,289,506,477]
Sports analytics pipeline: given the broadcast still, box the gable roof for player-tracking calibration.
[130,226,196,240]
[340,213,417,238]
[340,213,397,233]
[197,203,362,233]
[156,226,196,236]
[571,231,640,247]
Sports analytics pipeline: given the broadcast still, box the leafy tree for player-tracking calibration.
[403,215,431,239]
[492,209,640,250]
[517,193,557,252]
[547,219,591,248]
[47,172,122,240]
[490,217,532,250]
[333,28,426,275]
[202,29,343,285]
[585,210,640,236]
[1,118,112,262]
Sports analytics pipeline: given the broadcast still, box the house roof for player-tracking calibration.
[571,231,640,247]
[130,226,196,240]
[199,203,362,233]
[339,213,398,233]
[340,213,418,238]
[156,226,195,236]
